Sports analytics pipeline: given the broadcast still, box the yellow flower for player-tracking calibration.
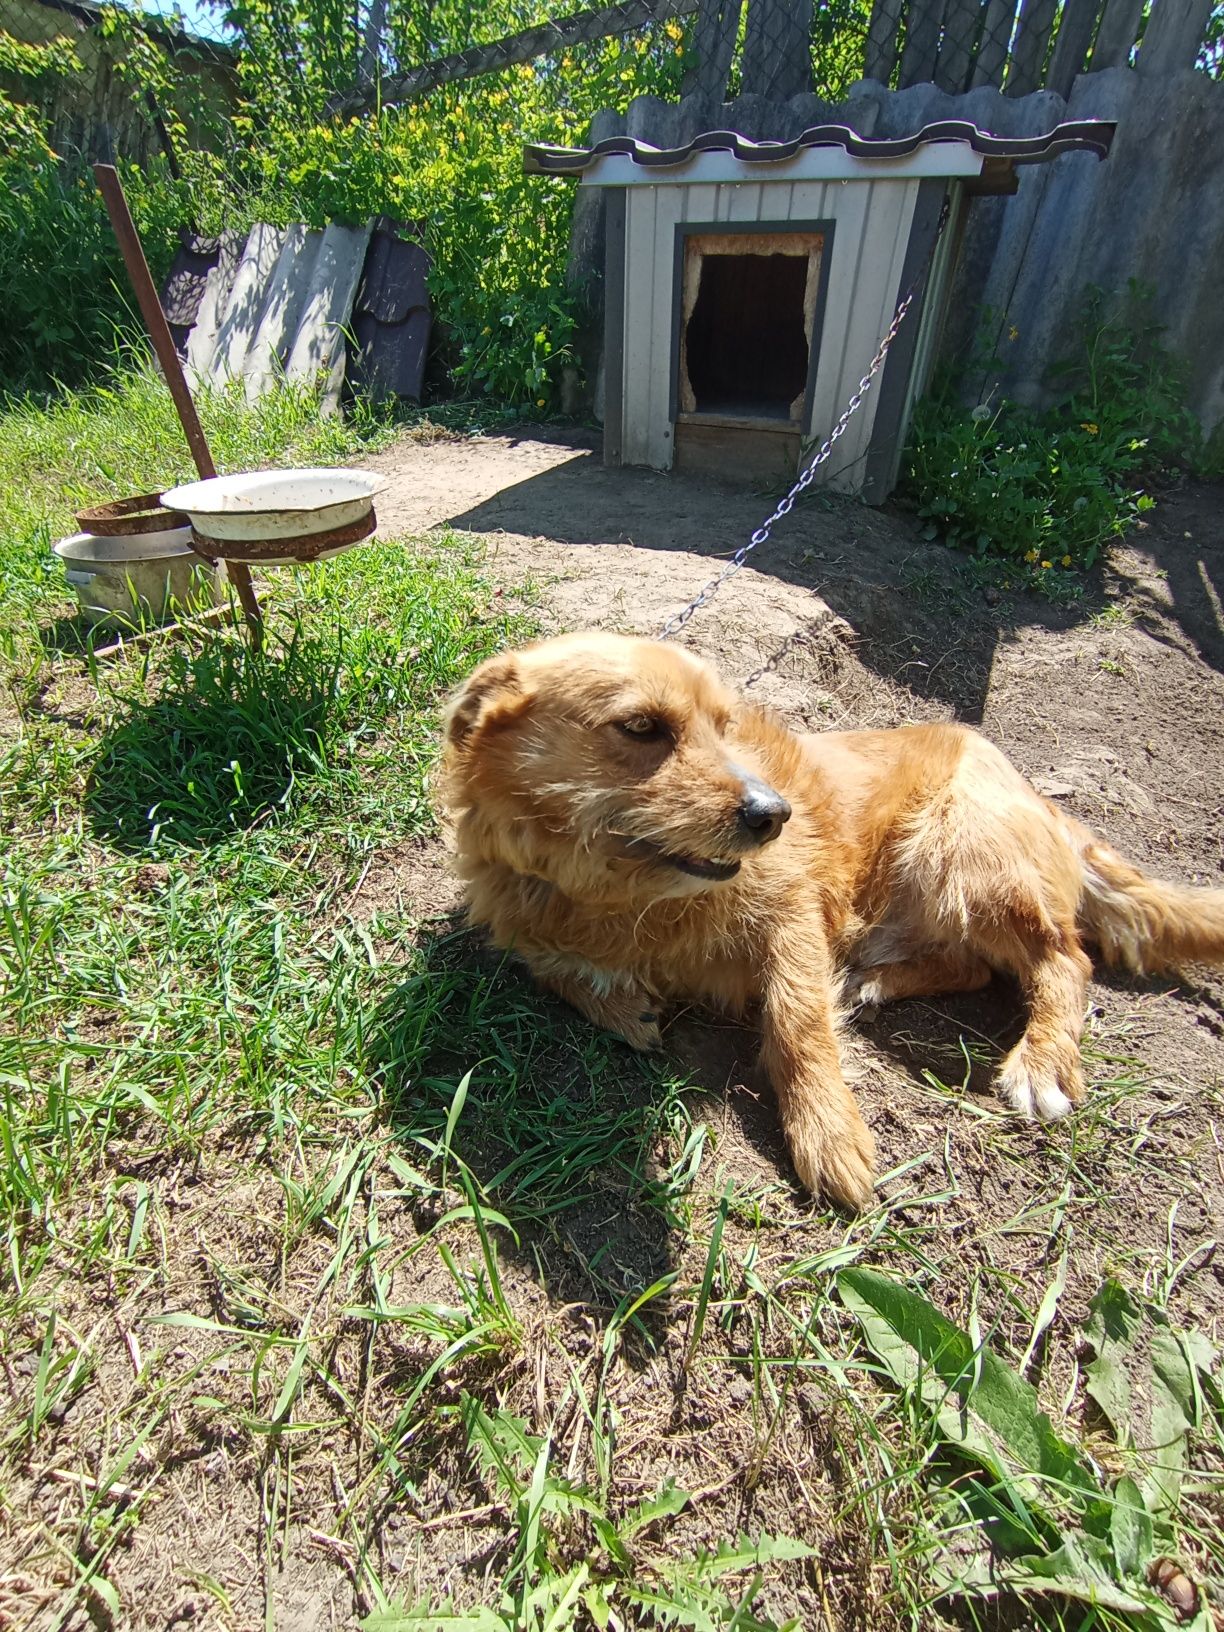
[1024,549,1038,563]
[1009,325,1019,341]
[481,325,491,335]
[1041,560,1051,569]
[1081,422,1099,435]
[665,18,683,38]
[536,397,546,408]
[1061,554,1072,567]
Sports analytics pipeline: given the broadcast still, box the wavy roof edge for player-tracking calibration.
[524,118,1115,176]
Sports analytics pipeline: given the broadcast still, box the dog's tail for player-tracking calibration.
[1078,839,1224,974]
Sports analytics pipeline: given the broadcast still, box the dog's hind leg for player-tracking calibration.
[846,947,992,1009]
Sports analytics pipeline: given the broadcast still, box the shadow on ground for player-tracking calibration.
[445,437,1224,722]
[84,633,343,850]
[367,925,690,1309]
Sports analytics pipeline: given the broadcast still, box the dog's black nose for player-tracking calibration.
[737,777,791,844]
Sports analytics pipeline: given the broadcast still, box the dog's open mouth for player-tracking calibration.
[619,836,741,881]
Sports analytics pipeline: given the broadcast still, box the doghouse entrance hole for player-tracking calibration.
[684,251,810,420]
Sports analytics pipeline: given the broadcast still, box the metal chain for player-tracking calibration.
[658,198,951,643]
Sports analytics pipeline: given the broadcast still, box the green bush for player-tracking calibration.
[902,285,1200,577]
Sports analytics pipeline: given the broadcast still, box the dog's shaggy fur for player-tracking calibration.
[440,632,1224,1209]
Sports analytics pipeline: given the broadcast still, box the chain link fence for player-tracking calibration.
[2,0,234,165]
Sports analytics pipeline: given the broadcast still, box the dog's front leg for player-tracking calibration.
[760,940,876,1211]
[525,956,663,1052]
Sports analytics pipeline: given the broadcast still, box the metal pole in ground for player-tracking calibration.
[92,163,264,646]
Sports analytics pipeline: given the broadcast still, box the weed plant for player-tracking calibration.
[902,283,1203,585]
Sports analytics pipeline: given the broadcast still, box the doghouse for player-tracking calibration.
[525,121,1113,499]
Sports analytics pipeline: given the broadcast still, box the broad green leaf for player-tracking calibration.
[1145,1322,1213,1518]
[581,1583,612,1630]
[838,1268,1099,1522]
[592,1513,632,1570]
[1108,1474,1153,1579]
[1083,1279,1141,1442]
[998,1536,1167,1620]
[621,1477,690,1539]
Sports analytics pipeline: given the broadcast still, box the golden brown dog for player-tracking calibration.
[440,631,1224,1209]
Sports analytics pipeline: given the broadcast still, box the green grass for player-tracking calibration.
[0,368,1221,1630]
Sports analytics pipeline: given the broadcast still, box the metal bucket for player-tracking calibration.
[53,528,220,631]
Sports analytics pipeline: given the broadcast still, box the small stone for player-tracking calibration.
[983,586,1001,607]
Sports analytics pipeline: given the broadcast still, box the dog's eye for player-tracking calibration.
[616,715,667,741]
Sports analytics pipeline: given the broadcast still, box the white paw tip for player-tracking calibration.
[998,1064,1073,1123]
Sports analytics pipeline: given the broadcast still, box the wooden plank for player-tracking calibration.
[645,186,686,468]
[620,188,657,467]
[740,0,815,97]
[674,420,800,481]
[726,183,764,221]
[863,0,906,82]
[1005,0,1059,94]
[897,0,948,84]
[970,0,1019,82]
[861,177,946,504]
[683,0,744,100]
[602,190,627,466]
[935,0,985,89]
[1087,0,1143,65]
[1136,0,1213,73]
[1045,0,1104,94]
[816,179,918,489]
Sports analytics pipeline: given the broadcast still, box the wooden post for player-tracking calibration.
[92,164,262,644]
[739,0,814,98]
[1136,0,1213,73]
[1045,0,1104,95]
[683,0,745,100]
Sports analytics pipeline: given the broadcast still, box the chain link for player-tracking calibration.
[658,199,950,643]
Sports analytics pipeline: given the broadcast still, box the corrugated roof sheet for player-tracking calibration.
[524,118,1115,176]
[349,218,432,404]
[180,221,373,409]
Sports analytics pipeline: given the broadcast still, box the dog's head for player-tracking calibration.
[441,632,791,902]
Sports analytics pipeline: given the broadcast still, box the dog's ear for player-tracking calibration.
[445,652,532,749]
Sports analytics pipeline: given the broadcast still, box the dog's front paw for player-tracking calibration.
[617,1006,664,1052]
[996,1039,1085,1122]
[788,1107,877,1212]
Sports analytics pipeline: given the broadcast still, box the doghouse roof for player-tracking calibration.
[524,119,1115,185]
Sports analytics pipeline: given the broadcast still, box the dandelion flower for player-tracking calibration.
[1080,422,1099,435]
[1024,549,1038,563]
[536,397,546,407]
[1061,554,1072,567]
[1041,560,1051,569]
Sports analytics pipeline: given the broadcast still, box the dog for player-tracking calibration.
[440,631,1224,1210]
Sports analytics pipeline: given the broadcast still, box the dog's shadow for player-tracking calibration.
[368,924,691,1313]
[369,926,1212,1296]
